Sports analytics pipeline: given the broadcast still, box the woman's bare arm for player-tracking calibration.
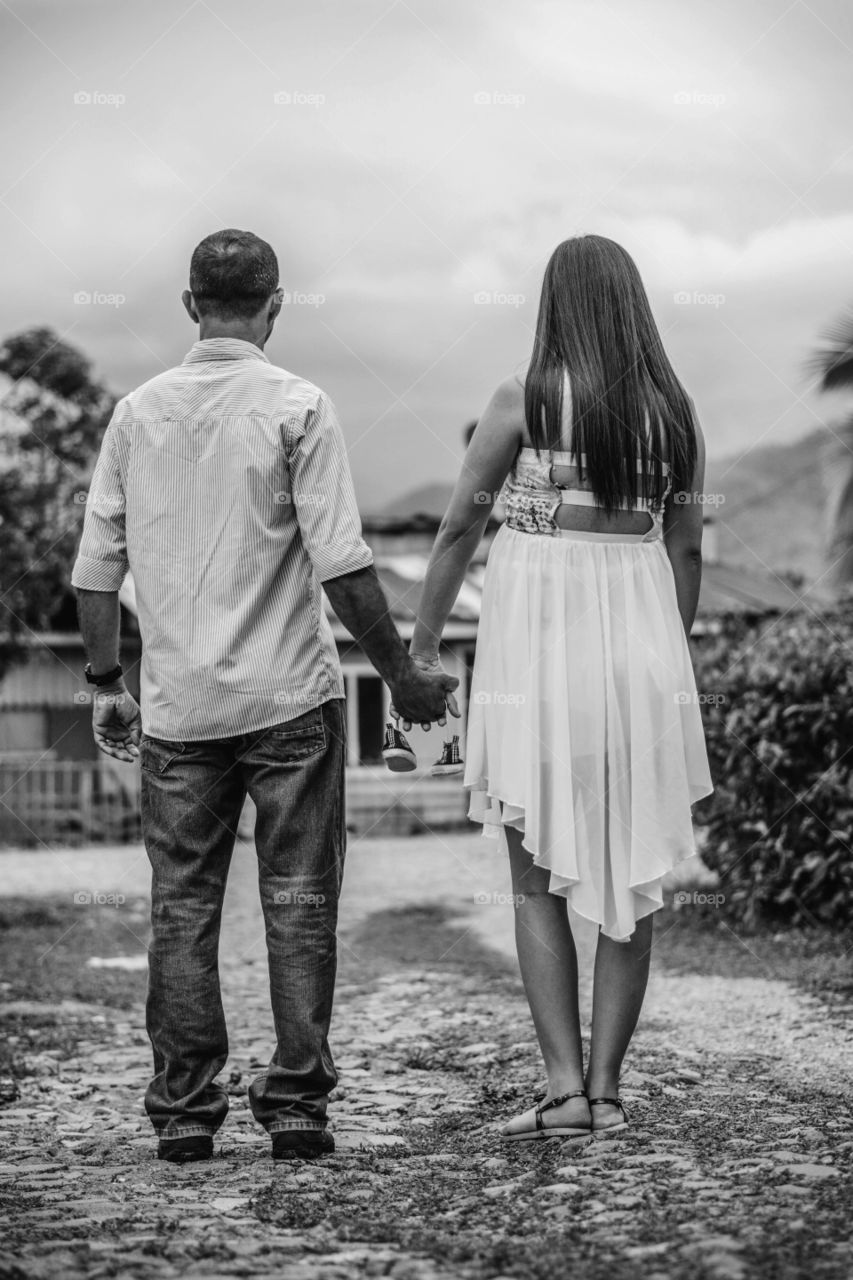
[663,404,706,637]
[412,377,524,657]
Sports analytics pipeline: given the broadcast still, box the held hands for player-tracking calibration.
[389,651,461,732]
[91,683,142,763]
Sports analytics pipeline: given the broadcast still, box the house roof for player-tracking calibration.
[696,561,806,618]
[353,558,485,625]
[373,482,454,523]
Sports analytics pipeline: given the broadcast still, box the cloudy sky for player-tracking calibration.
[1,0,851,510]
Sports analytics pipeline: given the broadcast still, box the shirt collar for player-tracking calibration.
[182,337,270,366]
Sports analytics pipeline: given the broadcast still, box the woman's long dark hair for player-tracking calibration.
[524,235,697,516]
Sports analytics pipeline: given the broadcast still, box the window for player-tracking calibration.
[356,676,384,765]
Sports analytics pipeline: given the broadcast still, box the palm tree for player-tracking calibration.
[809,309,853,596]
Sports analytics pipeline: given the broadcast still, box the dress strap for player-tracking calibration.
[556,490,598,508]
[550,450,670,475]
[557,490,659,512]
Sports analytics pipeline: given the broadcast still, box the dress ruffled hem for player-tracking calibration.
[465,779,708,943]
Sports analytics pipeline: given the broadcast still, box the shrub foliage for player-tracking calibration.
[692,599,853,928]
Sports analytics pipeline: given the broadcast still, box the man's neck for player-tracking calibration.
[196,324,266,350]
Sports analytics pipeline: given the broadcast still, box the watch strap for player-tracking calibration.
[85,663,123,687]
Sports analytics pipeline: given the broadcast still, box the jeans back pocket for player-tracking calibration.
[140,735,187,775]
[260,706,326,762]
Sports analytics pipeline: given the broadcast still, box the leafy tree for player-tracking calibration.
[0,327,115,678]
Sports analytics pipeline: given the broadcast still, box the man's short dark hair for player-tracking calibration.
[189,229,279,319]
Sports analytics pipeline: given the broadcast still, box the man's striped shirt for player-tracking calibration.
[71,337,373,740]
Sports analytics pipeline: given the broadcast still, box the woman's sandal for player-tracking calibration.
[589,1096,629,1138]
[503,1088,593,1143]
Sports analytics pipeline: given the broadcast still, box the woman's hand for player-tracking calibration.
[410,651,441,675]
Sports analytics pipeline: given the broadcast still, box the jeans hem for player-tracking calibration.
[266,1119,327,1134]
[156,1123,218,1140]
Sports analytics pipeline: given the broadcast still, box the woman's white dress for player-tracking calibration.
[464,442,714,941]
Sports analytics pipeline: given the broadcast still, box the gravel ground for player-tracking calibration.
[0,833,851,1280]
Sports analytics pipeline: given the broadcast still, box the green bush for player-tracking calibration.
[691,598,853,929]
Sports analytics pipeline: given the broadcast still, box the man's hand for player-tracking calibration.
[390,660,460,732]
[91,683,142,762]
[323,567,461,730]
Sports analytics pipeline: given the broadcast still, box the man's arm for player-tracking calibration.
[76,588,141,762]
[72,412,140,761]
[323,566,459,728]
[77,588,121,675]
[288,394,457,726]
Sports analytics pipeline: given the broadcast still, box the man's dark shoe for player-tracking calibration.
[157,1134,214,1163]
[272,1130,335,1161]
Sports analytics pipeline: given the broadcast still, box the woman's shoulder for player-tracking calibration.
[489,370,527,414]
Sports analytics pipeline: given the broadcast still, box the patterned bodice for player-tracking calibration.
[502,447,672,541]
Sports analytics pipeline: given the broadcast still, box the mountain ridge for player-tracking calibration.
[369,425,848,581]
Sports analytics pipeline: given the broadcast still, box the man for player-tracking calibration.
[72,229,457,1165]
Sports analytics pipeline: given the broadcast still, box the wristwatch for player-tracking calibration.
[84,663,123,687]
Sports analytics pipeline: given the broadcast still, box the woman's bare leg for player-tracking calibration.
[503,827,589,1133]
[585,914,653,1125]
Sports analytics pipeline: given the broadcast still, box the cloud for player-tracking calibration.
[0,0,849,510]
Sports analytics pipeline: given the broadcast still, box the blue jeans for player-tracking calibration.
[139,698,346,1140]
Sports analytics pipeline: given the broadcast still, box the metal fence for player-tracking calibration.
[344,768,469,836]
[0,760,469,848]
[0,759,142,847]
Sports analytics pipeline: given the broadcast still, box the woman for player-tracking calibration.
[411,235,713,1142]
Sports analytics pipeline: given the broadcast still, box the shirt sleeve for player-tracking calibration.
[287,393,374,582]
[70,414,129,591]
